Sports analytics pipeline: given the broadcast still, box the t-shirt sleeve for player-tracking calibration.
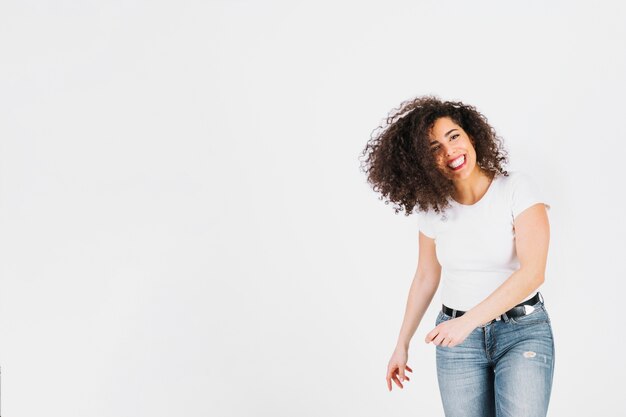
[510,171,551,220]
[417,210,435,238]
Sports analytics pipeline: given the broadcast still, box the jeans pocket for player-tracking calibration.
[508,303,550,325]
[435,311,452,326]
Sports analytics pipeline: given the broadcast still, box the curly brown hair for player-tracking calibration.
[359,95,509,215]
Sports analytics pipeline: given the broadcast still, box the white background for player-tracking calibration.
[1,1,624,416]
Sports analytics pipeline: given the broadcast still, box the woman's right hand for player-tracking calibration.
[386,347,413,391]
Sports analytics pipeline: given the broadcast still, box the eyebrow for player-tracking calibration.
[429,129,458,145]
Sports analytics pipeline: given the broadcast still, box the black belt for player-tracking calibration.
[442,292,543,321]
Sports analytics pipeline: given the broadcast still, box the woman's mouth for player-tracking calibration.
[447,155,466,171]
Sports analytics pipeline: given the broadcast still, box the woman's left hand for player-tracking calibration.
[424,317,477,348]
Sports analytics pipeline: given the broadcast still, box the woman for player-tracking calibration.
[360,96,554,416]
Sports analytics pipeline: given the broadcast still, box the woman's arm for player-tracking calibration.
[387,231,442,390]
[461,202,550,327]
[395,231,442,350]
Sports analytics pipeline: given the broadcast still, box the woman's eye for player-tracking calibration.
[431,145,440,152]
[451,134,459,140]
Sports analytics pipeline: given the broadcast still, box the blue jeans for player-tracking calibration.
[435,299,555,417]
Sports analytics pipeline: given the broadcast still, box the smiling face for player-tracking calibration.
[428,116,479,180]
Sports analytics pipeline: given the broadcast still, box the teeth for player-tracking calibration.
[448,155,465,168]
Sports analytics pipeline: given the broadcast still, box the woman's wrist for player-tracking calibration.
[395,340,409,351]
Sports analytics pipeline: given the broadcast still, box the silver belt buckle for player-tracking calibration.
[523,305,535,315]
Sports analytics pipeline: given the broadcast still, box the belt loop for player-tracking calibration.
[451,309,457,318]
[538,292,544,304]
[502,312,509,321]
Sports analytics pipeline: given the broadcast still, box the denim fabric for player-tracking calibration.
[435,299,555,417]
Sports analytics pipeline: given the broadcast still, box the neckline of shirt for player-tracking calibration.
[449,173,499,208]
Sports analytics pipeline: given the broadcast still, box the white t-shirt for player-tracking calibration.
[416,171,551,311]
